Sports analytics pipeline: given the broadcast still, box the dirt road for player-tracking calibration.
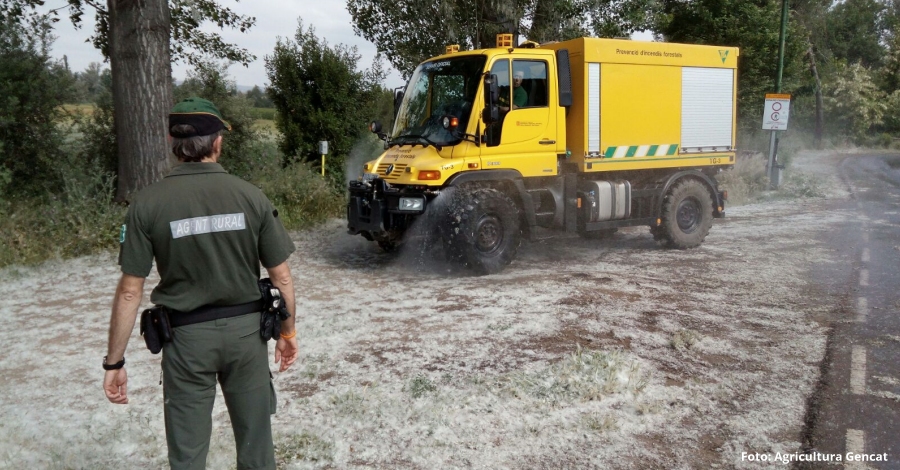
[0,151,863,469]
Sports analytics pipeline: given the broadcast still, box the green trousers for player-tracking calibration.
[162,312,276,470]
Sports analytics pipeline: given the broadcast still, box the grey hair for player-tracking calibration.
[170,126,223,162]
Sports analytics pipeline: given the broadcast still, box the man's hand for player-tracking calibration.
[103,368,129,404]
[274,336,299,372]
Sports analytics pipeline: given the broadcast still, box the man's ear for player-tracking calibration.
[213,135,223,154]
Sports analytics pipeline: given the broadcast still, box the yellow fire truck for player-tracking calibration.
[348,35,739,274]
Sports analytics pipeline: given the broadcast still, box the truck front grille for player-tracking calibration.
[377,163,408,180]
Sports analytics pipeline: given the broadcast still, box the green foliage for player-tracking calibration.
[265,21,387,183]
[825,0,886,69]
[75,67,118,179]
[405,375,438,398]
[245,85,273,108]
[656,0,807,147]
[71,62,107,104]
[0,153,125,267]
[882,89,900,133]
[824,62,887,141]
[348,0,658,76]
[0,16,75,197]
[175,60,261,180]
[716,152,769,206]
[248,107,276,121]
[254,161,346,230]
[6,0,257,67]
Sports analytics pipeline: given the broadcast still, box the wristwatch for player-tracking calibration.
[103,356,125,370]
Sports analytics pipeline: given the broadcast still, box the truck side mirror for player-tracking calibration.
[393,88,404,119]
[482,73,500,124]
[369,121,387,142]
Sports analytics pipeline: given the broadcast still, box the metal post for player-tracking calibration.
[321,154,326,177]
[768,0,789,189]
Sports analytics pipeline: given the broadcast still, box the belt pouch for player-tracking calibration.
[140,306,173,354]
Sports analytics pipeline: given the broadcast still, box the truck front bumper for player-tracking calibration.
[347,178,428,239]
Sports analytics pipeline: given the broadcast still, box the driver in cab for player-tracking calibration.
[499,70,527,113]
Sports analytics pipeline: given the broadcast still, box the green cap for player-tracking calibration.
[169,97,232,138]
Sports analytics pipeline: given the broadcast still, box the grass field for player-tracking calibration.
[59,103,278,131]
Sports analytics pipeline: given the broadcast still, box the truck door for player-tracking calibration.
[481,58,558,177]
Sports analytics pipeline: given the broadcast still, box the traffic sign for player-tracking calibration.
[762,93,791,130]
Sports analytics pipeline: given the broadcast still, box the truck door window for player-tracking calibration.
[490,59,511,110]
[512,60,549,108]
[485,60,510,147]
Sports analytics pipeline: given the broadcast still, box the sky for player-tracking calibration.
[45,1,654,92]
[44,0,407,90]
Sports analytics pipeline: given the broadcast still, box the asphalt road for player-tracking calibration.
[800,153,900,470]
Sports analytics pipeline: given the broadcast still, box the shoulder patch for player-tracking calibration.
[119,224,127,244]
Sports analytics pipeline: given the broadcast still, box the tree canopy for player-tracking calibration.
[2,0,257,66]
[265,21,389,182]
[347,0,658,76]
[0,15,73,196]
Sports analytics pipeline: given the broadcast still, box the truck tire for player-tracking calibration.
[443,188,522,274]
[657,178,713,249]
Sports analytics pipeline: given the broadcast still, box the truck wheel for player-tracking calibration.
[443,188,522,274]
[657,179,713,249]
[377,240,400,252]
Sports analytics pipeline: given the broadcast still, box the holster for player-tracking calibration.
[140,306,173,354]
[258,278,290,341]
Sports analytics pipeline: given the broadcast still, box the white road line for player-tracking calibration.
[859,269,869,287]
[856,297,868,323]
[861,247,870,263]
[845,429,866,470]
[850,346,867,395]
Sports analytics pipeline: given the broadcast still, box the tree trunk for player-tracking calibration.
[807,43,824,149]
[108,0,173,202]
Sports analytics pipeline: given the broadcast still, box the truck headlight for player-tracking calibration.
[362,172,378,182]
[399,197,425,211]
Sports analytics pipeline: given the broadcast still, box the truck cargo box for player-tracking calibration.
[542,38,739,173]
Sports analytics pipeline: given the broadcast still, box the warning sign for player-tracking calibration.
[762,93,791,130]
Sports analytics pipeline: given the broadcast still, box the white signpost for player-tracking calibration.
[763,93,791,189]
[762,93,791,130]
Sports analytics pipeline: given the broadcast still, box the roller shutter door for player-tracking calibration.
[681,67,733,151]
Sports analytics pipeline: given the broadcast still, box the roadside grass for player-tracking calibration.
[499,346,648,403]
[252,118,277,132]
[275,432,335,465]
[0,172,125,267]
[0,126,344,268]
[716,152,769,206]
[670,329,701,350]
[270,346,650,467]
[60,103,95,117]
[718,149,828,206]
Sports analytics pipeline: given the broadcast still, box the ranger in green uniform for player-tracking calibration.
[102,97,298,470]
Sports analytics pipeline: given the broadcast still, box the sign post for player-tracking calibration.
[762,93,790,189]
[318,141,329,177]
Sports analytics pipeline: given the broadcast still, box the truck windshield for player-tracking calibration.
[391,56,487,147]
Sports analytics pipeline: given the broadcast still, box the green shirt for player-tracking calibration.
[513,85,528,108]
[118,162,295,312]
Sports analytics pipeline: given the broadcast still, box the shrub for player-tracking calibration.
[0,16,74,197]
[0,170,124,267]
[254,160,346,230]
[175,60,261,178]
[716,152,769,206]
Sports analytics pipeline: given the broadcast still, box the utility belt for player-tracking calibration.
[140,278,290,354]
